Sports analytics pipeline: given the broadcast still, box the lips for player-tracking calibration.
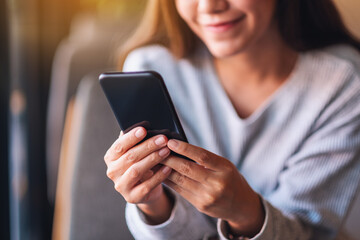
[203,15,245,33]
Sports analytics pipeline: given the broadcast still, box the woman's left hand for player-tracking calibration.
[163,139,265,237]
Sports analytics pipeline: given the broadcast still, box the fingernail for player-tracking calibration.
[155,136,166,146]
[135,128,146,138]
[159,148,170,157]
[168,139,179,149]
[162,166,172,174]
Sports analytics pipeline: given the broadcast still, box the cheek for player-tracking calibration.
[236,0,277,42]
[244,0,277,24]
[175,0,203,40]
[175,0,196,23]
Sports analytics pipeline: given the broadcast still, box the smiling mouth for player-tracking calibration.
[204,15,245,33]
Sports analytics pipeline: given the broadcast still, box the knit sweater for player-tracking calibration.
[122,44,360,240]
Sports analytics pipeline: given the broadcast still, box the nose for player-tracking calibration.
[198,0,229,13]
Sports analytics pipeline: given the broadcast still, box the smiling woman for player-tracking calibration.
[175,0,279,58]
[103,0,360,240]
[118,0,360,70]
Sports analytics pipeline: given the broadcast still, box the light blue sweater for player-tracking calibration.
[123,44,360,240]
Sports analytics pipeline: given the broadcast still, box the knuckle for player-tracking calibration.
[179,161,191,176]
[198,151,209,164]
[106,168,115,179]
[213,180,226,195]
[199,194,216,212]
[205,193,217,205]
[104,153,112,163]
[148,151,159,164]
[124,150,136,164]
[223,163,234,173]
[114,182,123,193]
[146,139,155,151]
[129,167,140,179]
[174,173,185,186]
[114,143,125,155]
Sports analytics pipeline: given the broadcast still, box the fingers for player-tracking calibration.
[105,130,170,191]
[118,135,168,172]
[130,165,172,203]
[104,127,147,164]
[162,155,210,183]
[105,128,177,205]
[121,147,171,192]
[163,179,198,206]
[167,140,222,170]
[166,170,202,194]
[118,147,171,203]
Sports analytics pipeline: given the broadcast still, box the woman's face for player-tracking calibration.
[175,0,278,58]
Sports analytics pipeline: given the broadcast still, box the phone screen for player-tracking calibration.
[99,71,187,142]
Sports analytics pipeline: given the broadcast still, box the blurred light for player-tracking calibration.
[79,0,145,20]
[10,89,26,116]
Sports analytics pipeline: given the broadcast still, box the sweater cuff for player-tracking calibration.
[125,188,187,239]
[126,187,216,240]
[217,197,273,240]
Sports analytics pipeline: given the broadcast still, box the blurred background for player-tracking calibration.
[0,0,359,239]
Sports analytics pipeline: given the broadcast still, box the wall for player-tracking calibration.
[334,0,360,38]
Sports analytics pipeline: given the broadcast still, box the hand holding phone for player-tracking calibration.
[100,71,185,214]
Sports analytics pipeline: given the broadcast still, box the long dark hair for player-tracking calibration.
[119,0,360,68]
[277,0,360,52]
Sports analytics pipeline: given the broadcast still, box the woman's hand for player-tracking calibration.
[163,139,265,237]
[104,127,173,224]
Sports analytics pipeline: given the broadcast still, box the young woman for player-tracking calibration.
[104,0,360,239]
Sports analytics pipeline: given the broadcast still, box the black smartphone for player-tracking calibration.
[99,71,188,144]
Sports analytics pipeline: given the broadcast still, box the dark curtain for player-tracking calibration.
[0,0,10,239]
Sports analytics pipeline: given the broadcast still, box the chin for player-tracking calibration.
[208,45,245,59]
[206,41,248,59]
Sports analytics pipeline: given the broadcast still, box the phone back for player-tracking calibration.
[99,71,187,142]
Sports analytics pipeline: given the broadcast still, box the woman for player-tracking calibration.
[104,0,360,239]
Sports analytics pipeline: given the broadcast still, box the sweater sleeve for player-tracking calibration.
[125,187,216,240]
[217,199,312,240]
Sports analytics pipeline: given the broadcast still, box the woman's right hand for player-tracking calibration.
[104,127,173,223]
